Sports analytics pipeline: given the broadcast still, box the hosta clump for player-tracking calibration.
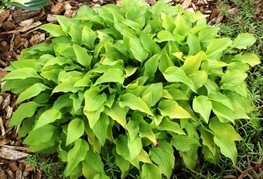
[2,0,260,178]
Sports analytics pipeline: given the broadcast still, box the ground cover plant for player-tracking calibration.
[1,0,261,178]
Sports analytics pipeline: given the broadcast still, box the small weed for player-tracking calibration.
[25,153,65,179]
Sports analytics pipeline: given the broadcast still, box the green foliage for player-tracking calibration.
[1,0,260,178]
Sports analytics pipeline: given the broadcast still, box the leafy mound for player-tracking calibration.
[2,0,260,178]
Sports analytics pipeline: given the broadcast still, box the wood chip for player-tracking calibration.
[0,117,5,136]
[0,10,10,23]
[18,18,35,27]
[9,162,18,172]
[2,95,10,110]
[5,106,13,119]
[16,168,23,179]
[182,0,192,9]
[0,69,7,78]
[29,33,45,46]
[0,138,10,145]
[6,169,15,179]
[0,171,7,179]
[2,20,15,31]
[0,147,30,160]
[51,2,65,15]
[0,145,29,152]
[47,14,57,23]
[12,10,41,24]
[19,21,42,33]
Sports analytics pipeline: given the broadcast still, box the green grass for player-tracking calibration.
[25,153,65,179]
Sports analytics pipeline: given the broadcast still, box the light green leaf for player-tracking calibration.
[140,31,160,55]
[82,157,100,178]
[149,140,174,178]
[128,136,142,160]
[233,53,260,67]
[141,163,161,179]
[69,23,82,44]
[200,128,218,163]
[158,50,174,73]
[161,13,176,32]
[187,34,201,55]
[92,113,109,146]
[105,102,127,127]
[65,139,89,176]
[225,91,252,118]
[165,87,189,101]
[9,101,39,126]
[66,118,85,146]
[95,68,124,85]
[181,51,204,75]
[40,24,65,37]
[212,102,234,123]
[158,117,185,135]
[82,26,97,49]
[84,149,105,174]
[163,66,196,92]
[24,124,56,146]
[142,83,163,106]
[190,70,208,90]
[208,92,233,110]
[119,93,152,115]
[232,33,256,49]
[158,100,191,119]
[112,149,130,178]
[179,145,199,170]
[220,70,247,85]
[172,135,200,152]
[156,30,175,42]
[206,38,232,58]
[84,106,104,129]
[128,35,149,62]
[126,118,139,142]
[33,108,62,130]
[16,83,46,103]
[143,54,159,78]
[56,15,72,33]
[193,96,212,123]
[209,118,242,141]
[198,26,220,42]
[3,68,41,80]
[73,44,92,67]
[115,135,129,159]
[214,136,238,164]
[53,94,72,110]
[84,86,107,112]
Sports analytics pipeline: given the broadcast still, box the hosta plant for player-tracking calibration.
[1,0,260,178]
